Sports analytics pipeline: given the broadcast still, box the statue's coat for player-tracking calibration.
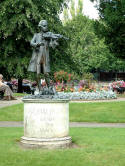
[28,33,51,74]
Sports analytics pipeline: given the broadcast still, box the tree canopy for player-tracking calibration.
[64,14,116,75]
[91,0,125,58]
[0,0,67,79]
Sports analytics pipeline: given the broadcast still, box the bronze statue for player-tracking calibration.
[28,20,67,93]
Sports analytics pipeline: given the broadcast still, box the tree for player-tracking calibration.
[64,14,116,75]
[91,0,125,58]
[63,0,83,23]
[0,0,67,79]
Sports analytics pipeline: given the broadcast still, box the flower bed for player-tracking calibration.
[110,81,125,94]
[38,71,117,100]
[56,90,116,100]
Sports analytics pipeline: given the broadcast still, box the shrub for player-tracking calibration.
[54,70,75,83]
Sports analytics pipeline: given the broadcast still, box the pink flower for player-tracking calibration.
[122,82,125,87]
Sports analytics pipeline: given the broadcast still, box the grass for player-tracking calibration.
[0,101,125,123]
[13,93,27,97]
[0,127,125,166]
[70,101,125,123]
[117,93,125,98]
[0,104,23,121]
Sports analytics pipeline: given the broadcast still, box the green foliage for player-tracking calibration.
[91,0,125,58]
[63,0,83,23]
[64,14,114,75]
[63,7,69,23]
[0,0,67,79]
[76,0,83,15]
[70,0,75,18]
[82,72,95,84]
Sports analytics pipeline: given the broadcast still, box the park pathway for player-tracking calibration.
[1,121,125,128]
[0,97,23,108]
[0,97,125,128]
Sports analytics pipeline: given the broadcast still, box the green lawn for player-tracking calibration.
[117,93,125,98]
[0,127,125,166]
[0,104,23,121]
[13,93,27,97]
[70,101,125,122]
[0,101,125,122]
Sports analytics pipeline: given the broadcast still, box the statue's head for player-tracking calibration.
[38,20,48,32]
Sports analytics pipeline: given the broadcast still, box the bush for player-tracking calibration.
[54,70,75,83]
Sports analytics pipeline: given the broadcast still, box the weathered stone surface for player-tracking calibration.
[21,99,72,149]
[21,136,72,149]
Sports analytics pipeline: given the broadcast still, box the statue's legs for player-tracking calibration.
[37,61,41,75]
[44,73,51,88]
[44,73,56,95]
[36,53,43,91]
[36,74,41,92]
[36,64,41,92]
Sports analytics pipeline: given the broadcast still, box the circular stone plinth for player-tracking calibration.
[20,136,72,149]
[21,98,72,149]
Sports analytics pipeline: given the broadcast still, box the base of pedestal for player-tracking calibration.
[20,136,72,149]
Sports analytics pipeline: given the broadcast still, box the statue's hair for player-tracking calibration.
[0,74,3,79]
[38,20,48,27]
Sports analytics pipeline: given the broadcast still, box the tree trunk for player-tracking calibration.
[17,78,23,93]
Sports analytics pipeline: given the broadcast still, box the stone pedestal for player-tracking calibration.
[20,99,72,149]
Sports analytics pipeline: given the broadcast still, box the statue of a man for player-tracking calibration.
[28,20,66,91]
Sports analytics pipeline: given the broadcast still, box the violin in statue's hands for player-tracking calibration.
[36,42,44,47]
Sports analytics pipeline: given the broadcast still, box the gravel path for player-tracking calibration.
[0,97,125,128]
[1,121,125,128]
[70,122,125,128]
[0,97,23,108]
[0,121,23,127]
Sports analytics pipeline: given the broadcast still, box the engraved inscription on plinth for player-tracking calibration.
[21,99,72,149]
[24,101,69,138]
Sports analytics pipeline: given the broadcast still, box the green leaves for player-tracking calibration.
[0,0,66,78]
[64,14,115,74]
[91,0,125,58]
